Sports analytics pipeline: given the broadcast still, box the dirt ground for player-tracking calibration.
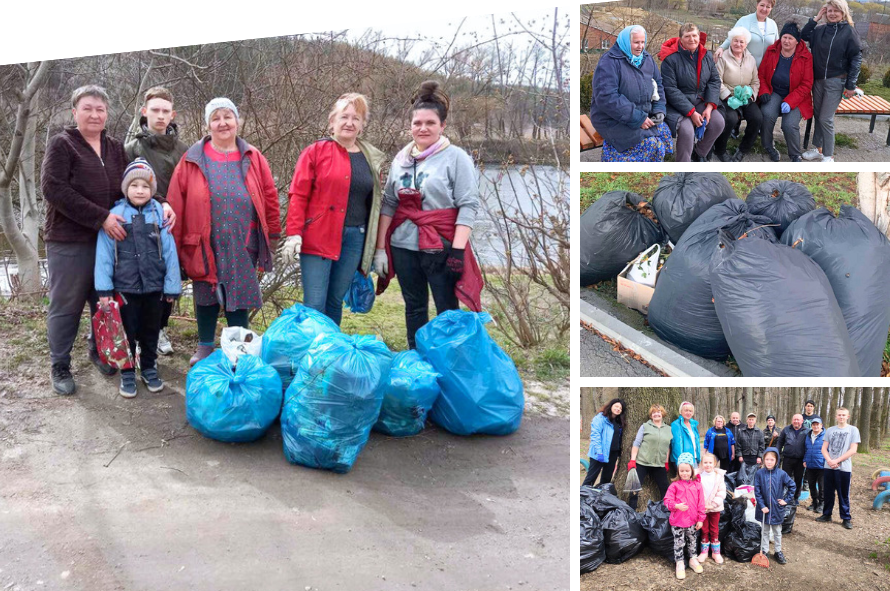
[0,304,570,591]
[580,453,890,591]
[580,115,890,163]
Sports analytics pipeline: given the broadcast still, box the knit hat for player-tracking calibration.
[766,414,776,421]
[677,452,695,467]
[121,158,157,196]
[205,97,239,126]
[780,21,801,42]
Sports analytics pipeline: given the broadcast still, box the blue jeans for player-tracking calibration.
[300,225,366,325]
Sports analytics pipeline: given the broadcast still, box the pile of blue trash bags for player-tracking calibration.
[185,304,525,473]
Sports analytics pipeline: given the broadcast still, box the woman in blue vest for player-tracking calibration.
[583,398,627,487]
[670,400,702,472]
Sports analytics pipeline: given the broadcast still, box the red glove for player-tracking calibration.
[665,461,670,472]
[628,460,637,470]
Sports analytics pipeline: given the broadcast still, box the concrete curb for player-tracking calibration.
[579,299,722,378]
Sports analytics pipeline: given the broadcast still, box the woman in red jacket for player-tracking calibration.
[167,98,281,365]
[757,22,814,162]
[282,93,386,325]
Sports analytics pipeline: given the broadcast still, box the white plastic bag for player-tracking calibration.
[220,327,263,366]
[623,468,642,493]
[627,244,660,287]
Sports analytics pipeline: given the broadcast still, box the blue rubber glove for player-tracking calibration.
[781,102,791,114]
[596,454,605,463]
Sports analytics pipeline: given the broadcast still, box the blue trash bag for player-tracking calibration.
[373,350,441,437]
[260,303,339,391]
[343,271,376,314]
[281,333,393,473]
[416,310,524,436]
[186,350,283,443]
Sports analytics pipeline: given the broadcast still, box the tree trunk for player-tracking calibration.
[614,388,687,509]
[745,387,754,418]
[860,387,873,453]
[819,387,829,422]
[857,172,890,238]
[708,387,718,425]
[849,387,860,428]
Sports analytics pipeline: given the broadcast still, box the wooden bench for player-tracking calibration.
[804,91,890,148]
[580,114,604,151]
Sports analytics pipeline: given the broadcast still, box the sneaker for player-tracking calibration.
[730,149,748,162]
[842,519,852,529]
[51,363,76,396]
[88,341,118,376]
[766,147,781,162]
[157,328,174,355]
[821,156,835,163]
[189,344,215,367]
[140,368,164,393]
[119,372,137,398]
[815,514,832,523]
[676,563,686,580]
[802,148,822,161]
[774,551,787,565]
[689,558,703,574]
[790,156,802,162]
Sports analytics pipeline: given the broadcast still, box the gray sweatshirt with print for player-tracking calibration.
[381,145,479,251]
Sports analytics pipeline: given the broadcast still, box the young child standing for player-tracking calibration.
[95,159,181,398]
[696,452,726,564]
[753,446,796,565]
[663,452,706,580]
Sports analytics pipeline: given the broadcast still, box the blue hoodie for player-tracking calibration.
[703,426,736,455]
[754,447,796,525]
[95,197,181,297]
[588,412,621,462]
[670,417,701,465]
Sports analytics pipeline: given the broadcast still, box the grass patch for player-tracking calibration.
[835,133,858,149]
[580,172,858,213]
[858,79,890,103]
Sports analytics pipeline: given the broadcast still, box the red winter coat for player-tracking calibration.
[663,475,707,528]
[376,190,483,312]
[758,40,814,120]
[166,137,281,285]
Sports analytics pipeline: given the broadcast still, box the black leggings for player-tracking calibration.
[196,303,249,344]
[583,455,619,488]
[628,464,670,510]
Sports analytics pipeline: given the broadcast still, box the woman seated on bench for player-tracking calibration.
[588,25,673,162]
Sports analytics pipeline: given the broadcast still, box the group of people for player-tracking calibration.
[583,399,862,575]
[44,80,481,398]
[589,0,862,162]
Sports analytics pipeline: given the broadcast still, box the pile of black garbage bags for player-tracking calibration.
[580,466,798,573]
[580,173,890,377]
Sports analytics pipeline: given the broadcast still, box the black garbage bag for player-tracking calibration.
[580,500,606,572]
[782,206,890,377]
[719,496,748,543]
[781,504,797,534]
[745,180,815,237]
[601,505,646,564]
[725,472,738,492]
[724,518,762,562]
[580,484,626,519]
[639,500,674,563]
[709,229,861,377]
[651,172,736,244]
[580,191,664,286]
[735,463,761,486]
[649,199,776,359]
[594,482,619,497]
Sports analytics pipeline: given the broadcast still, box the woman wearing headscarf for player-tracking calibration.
[758,22,814,162]
[660,23,726,162]
[283,93,386,325]
[714,27,762,162]
[714,0,780,67]
[800,0,862,163]
[167,98,281,365]
[588,25,672,162]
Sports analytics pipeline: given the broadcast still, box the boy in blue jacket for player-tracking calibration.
[803,416,825,514]
[95,159,180,398]
[754,446,795,565]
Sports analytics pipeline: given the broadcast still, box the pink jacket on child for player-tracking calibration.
[695,468,727,513]
[663,475,707,528]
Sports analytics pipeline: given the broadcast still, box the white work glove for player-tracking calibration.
[651,79,660,102]
[373,248,389,276]
[281,235,302,266]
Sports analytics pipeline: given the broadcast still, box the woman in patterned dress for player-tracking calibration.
[167,98,281,366]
